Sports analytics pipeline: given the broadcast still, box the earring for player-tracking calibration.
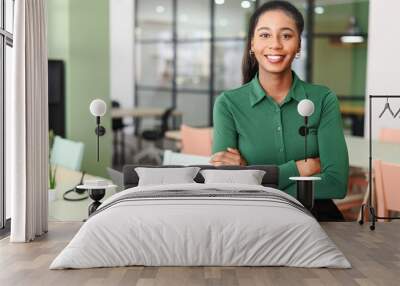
[295,52,301,59]
[249,50,254,56]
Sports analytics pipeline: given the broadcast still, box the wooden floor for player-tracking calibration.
[0,221,399,286]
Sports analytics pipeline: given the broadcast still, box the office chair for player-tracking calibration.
[133,107,175,165]
[49,136,88,201]
[379,128,400,144]
[348,128,400,217]
[180,124,213,156]
[374,160,400,222]
[50,136,85,171]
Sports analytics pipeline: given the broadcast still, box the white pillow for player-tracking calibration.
[135,167,201,186]
[200,169,266,185]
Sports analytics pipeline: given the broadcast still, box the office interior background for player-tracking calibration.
[0,0,372,227]
[47,0,369,173]
[131,0,367,128]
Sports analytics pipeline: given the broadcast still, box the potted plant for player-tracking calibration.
[49,164,57,202]
[48,130,57,202]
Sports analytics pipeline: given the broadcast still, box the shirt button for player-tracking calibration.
[277,126,281,131]
[280,148,284,152]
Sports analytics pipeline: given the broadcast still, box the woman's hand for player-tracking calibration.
[295,158,321,177]
[210,148,247,166]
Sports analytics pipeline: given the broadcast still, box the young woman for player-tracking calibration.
[211,1,349,221]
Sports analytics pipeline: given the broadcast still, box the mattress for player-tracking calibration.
[50,183,351,269]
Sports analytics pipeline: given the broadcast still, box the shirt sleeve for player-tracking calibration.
[278,160,300,190]
[313,90,349,199]
[212,94,238,153]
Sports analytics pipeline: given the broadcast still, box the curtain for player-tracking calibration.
[8,0,48,242]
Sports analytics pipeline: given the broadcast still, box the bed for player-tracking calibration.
[50,165,350,269]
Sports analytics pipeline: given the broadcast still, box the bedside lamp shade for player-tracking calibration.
[90,99,107,117]
[297,99,314,117]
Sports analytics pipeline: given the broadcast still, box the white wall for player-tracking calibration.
[110,0,135,110]
[365,0,400,138]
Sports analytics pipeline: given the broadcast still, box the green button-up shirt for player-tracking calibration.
[212,71,349,199]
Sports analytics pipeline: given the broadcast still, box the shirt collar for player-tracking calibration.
[250,71,307,107]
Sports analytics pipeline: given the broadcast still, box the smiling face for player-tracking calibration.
[251,10,300,76]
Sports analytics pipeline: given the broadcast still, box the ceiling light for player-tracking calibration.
[241,1,251,9]
[215,0,225,5]
[340,35,364,44]
[314,6,324,15]
[341,16,364,44]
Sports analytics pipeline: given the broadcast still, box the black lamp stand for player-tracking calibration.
[292,115,321,211]
[296,180,314,210]
[95,116,106,162]
[290,177,320,211]
[88,188,106,216]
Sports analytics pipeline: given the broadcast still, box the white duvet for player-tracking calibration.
[50,183,351,269]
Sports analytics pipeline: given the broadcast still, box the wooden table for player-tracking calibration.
[111,107,182,119]
[340,104,365,117]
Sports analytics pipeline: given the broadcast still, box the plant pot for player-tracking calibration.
[48,189,57,202]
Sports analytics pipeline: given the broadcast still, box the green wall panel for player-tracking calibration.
[47,0,111,177]
[313,1,368,103]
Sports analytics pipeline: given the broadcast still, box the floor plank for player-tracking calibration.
[0,221,399,286]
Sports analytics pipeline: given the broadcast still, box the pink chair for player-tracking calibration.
[378,128,400,143]
[349,128,400,218]
[180,124,213,156]
[374,160,400,221]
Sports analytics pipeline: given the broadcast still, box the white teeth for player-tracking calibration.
[267,55,283,60]
[266,55,284,63]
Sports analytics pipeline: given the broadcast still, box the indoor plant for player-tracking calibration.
[48,130,57,202]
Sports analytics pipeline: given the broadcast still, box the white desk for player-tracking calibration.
[345,135,400,168]
[48,166,119,221]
